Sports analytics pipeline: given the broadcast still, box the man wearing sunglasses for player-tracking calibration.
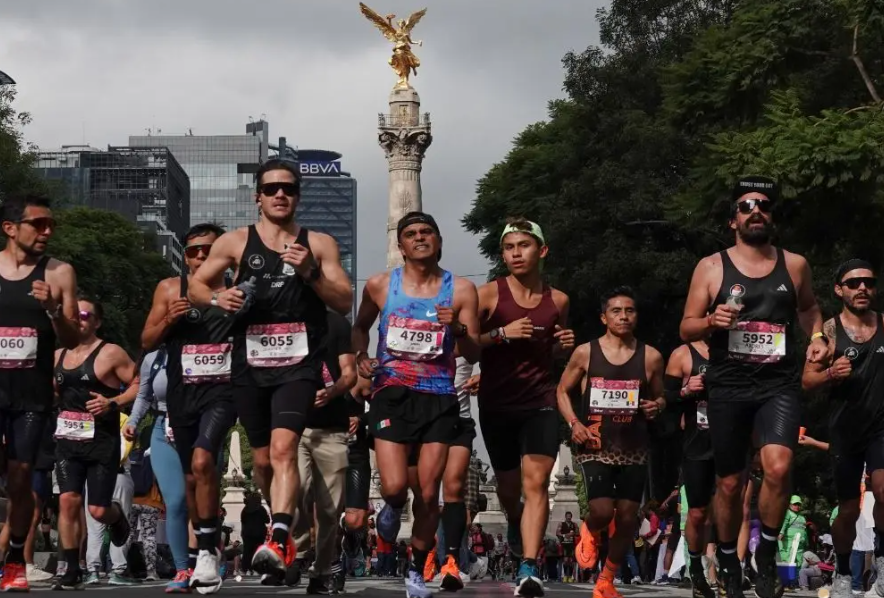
[680,176,826,598]
[188,159,353,583]
[142,222,238,589]
[802,259,884,598]
[0,193,80,591]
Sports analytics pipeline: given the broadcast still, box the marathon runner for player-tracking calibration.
[665,339,715,598]
[680,175,827,598]
[188,159,353,580]
[142,222,238,589]
[802,259,884,598]
[52,296,139,590]
[475,217,574,597]
[555,512,578,583]
[0,193,80,591]
[557,286,665,598]
[352,211,481,598]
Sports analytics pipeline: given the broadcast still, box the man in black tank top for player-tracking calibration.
[0,194,80,591]
[803,259,884,598]
[52,296,139,590]
[665,340,715,598]
[557,286,665,598]
[188,160,353,580]
[141,222,238,588]
[680,176,827,598]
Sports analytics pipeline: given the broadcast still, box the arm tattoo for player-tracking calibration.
[823,318,836,344]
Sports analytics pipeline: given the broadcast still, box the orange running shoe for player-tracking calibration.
[424,544,438,582]
[594,577,624,598]
[439,555,464,592]
[251,534,297,576]
[0,562,29,592]
[575,522,600,571]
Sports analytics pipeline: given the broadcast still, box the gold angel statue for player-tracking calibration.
[359,3,427,89]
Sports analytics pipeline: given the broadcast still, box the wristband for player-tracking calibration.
[811,331,828,344]
[568,417,579,429]
[826,367,833,381]
[680,386,689,398]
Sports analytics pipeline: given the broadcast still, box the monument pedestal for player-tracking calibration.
[473,484,507,537]
[547,445,580,536]
[223,431,247,542]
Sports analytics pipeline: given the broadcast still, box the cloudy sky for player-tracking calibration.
[2,0,604,463]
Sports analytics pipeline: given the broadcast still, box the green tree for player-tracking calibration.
[0,85,47,197]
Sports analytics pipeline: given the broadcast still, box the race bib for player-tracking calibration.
[385,316,444,361]
[588,378,640,415]
[696,400,709,430]
[0,327,38,369]
[728,321,786,363]
[181,343,232,384]
[246,322,309,368]
[55,410,95,441]
[321,362,335,389]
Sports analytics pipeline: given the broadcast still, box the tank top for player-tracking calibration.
[560,520,577,545]
[477,277,559,412]
[706,248,799,396]
[0,256,56,411]
[165,275,236,417]
[372,267,456,395]
[682,344,712,461]
[232,225,328,387]
[574,339,649,466]
[54,342,120,443]
[471,531,486,554]
[829,314,884,454]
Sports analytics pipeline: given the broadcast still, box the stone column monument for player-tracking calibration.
[222,430,247,541]
[547,445,580,536]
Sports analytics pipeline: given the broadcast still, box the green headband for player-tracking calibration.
[500,221,546,246]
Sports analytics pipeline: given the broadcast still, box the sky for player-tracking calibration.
[1,0,605,463]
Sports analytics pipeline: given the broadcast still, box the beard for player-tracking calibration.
[17,239,46,257]
[845,294,874,315]
[737,217,772,246]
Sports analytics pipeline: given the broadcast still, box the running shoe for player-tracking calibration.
[190,550,221,589]
[405,568,433,598]
[252,535,296,577]
[593,577,623,598]
[52,568,84,591]
[165,570,191,594]
[1,563,28,592]
[876,557,884,597]
[514,561,543,597]
[752,554,781,598]
[440,555,464,592]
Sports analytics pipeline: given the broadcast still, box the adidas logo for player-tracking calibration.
[80,374,89,381]
[877,347,884,354]
[776,284,789,292]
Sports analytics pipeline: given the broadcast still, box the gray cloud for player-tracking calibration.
[2,0,604,461]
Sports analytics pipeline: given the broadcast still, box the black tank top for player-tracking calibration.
[0,256,56,411]
[165,275,236,415]
[706,248,799,396]
[54,342,120,441]
[829,314,884,454]
[683,344,712,461]
[232,225,329,387]
[574,339,649,465]
[560,520,577,544]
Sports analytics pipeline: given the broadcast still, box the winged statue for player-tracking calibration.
[359,3,428,89]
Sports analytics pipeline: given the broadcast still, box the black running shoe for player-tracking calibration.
[52,569,85,591]
[753,556,783,598]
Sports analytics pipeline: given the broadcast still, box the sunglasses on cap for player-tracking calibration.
[78,310,95,321]
[840,277,877,290]
[17,217,56,232]
[259,182,299,197]
[184,243,213,259]
[736,198,774,215]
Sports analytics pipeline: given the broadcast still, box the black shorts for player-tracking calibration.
[579,460,646,504]
[683,458,716,509]
[707,392,800,477]
[32,470,52,503]
[0,410,50,466]
[172,399,238,475]
[368,386,459,446]
[562,544,575,558]
[234,379,319,448]
[831,435,884,501]
[345,428,372,511]
[479,406,559,472]
[55,437,120,507]
[452,417,477,450]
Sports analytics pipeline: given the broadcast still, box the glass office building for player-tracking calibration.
[128,120,269,232]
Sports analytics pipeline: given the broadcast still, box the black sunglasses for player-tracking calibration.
[184,243,212,259]
[259,183,299,197]
[18,217,57,231]
[736,198,774,214]
[840,277,878,290]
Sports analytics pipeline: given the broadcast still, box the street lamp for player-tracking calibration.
[0,71,15,86]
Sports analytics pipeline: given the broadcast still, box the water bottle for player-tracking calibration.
[234,276,257,315]
[725,290,743,330]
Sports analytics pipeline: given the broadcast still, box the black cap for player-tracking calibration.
[834,258,875,285]
[396,211,440,238]
[731,175,779,202]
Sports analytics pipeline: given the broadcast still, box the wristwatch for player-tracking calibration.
[489,327,504,344]
[452,322,468,337]
[303,265,321,284]
[45,304,63,320]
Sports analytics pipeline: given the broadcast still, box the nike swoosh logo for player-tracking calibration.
[426,311,437,317]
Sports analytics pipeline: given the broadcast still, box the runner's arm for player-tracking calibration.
[110,346,139,409]
[141,278,175,351]
[802,318,836,391]
[127,352,157,429]
[680,257,716,342]
[794,255,824,338]
[556,343,589,425]
[352,276,383,354]
[188,231,240,307]
[50,261,81,349]
[453,278,481,364]
[310,232,354,315]
[646,347,667,412]
[552,290,574,358]
[330,353,358,400]
[664,345,691,402]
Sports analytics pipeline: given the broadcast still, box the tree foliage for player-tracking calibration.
[0,85,47,198]
[464,0,884,515]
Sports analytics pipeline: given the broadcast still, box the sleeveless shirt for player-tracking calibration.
[682,344,712,462]
[54,342,120,443]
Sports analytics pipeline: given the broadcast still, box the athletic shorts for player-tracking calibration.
[0,410,50,466]
[452,417,477,450]
[368,386,459,446]
[561,544,575,558]
[32,470,52,503]
[234,379,320,448]
[683,458,716,509]
[346,426,372,511]
[55,438,121,507]
[706,392,800,477]
[831,435,884,501]
[579,460,646,504]
[172,399,238,475]
[479,406,559,472]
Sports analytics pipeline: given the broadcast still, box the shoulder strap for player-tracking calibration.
[148,348,167,389]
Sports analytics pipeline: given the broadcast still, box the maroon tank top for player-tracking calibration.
[477,277,560,412]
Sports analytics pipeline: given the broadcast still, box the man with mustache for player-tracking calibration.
[802,259,884,598]
[680,176,827,598]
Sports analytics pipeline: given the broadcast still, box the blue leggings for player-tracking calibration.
[152,414,189,571]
